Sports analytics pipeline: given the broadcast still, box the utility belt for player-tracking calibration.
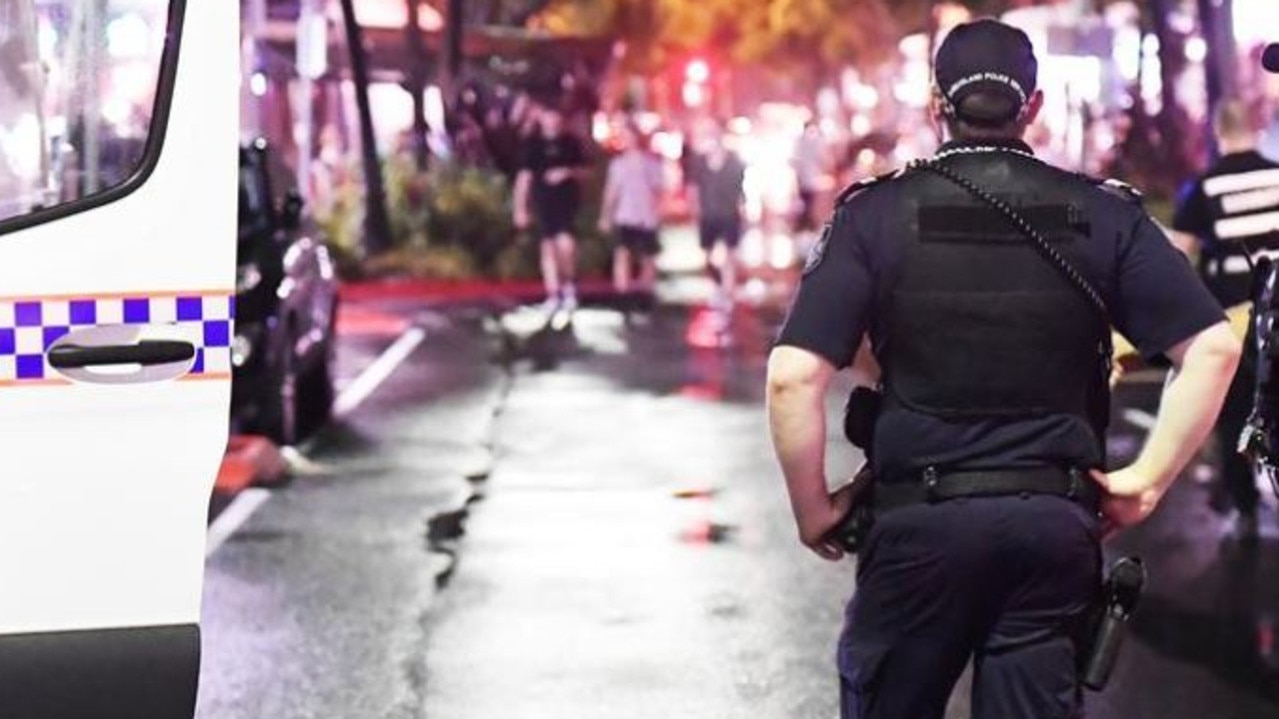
[827,464,1100,558]
[875,465,1101,513]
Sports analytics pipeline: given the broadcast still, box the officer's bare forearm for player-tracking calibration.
[767,347,837,524]
[1136,321,1241,491]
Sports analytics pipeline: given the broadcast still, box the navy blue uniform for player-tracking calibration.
[778,139,1224,719]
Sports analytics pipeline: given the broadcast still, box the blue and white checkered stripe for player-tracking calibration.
[0,293,235,383]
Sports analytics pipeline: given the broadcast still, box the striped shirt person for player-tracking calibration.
[1174,101,1279,307]
[1171,99,1272,540]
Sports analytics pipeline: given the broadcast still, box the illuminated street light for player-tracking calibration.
[250,72,268,97]
[1185,36,1208,64]
[686,58,711,84]
[683,82,706,108]
[106,13,151,59]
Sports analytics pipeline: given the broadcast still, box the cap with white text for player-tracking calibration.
[935,19,1039,126]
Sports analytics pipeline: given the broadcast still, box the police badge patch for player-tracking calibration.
[804,223,832,276]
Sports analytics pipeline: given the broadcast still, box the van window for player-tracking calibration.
[0,0,172,224]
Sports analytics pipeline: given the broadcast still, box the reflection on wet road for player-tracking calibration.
[197,289,1279,719]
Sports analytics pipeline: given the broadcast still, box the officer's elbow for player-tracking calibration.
[1202,323,1242,367]
[1173,322,1242,376]
[767,346,833,399]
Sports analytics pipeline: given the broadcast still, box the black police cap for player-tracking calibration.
[935,19,1039,126]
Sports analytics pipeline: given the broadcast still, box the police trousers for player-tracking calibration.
[838,493,1102,719]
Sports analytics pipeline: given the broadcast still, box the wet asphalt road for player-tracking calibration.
[196,278,1279,719]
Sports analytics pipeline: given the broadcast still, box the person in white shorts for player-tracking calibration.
[600,124,664,312]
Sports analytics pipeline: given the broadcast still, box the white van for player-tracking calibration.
[0,1,236,716]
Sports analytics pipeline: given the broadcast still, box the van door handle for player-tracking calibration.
[48,340,196,369]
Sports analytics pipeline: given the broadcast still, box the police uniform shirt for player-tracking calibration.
[1173,150,1279,306]
[778,138,1225,481]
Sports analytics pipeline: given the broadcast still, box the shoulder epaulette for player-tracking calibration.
[836,167,907,206]
[1077,173,1144,204]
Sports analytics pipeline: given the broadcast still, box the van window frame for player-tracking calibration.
[0,0,187,238]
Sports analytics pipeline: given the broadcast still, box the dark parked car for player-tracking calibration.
[232,140,339,445]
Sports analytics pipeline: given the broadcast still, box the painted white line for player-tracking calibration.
[1122,408,1158,432]
[206,488,272,557]
[333,327,426,417]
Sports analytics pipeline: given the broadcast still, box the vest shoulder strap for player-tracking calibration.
[835,167,907,206]
[1076,173,1144,204]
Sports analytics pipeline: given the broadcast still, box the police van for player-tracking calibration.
[0,1,235,717]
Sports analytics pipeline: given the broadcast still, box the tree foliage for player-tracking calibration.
[533,0,899,77]
[527,0,1090,78]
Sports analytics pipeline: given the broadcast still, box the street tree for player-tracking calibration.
[535,0,897,78]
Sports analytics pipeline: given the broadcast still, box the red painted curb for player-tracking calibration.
[216,435,288,493]
[338,278,617,304]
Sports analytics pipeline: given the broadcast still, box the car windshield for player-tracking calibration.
[0,0,170,224]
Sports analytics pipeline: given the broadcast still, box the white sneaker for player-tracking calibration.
[539,295,561,314]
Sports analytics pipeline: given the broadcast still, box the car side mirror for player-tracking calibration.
[281,191,304,230]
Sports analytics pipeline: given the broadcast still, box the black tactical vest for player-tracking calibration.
[877,151,1109,431]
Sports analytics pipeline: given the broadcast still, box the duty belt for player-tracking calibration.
[874,466,1100,513]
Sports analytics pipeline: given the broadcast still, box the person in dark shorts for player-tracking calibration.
[514,107,590,312]
[1172,99,1279,541]
[600,124,664,308]
[768,19,1240,719]
[688,123,747,316]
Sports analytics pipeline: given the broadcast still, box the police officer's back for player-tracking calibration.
[766,19,1241,719]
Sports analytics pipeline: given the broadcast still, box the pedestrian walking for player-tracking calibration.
[514,106,590,314]
[600,123,664,312]
[1171,99,1279,541]
[793,120,826,234]
[767,19,1240,719]
[688,123,747,322]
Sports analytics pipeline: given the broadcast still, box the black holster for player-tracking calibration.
[1079,556,1146,691]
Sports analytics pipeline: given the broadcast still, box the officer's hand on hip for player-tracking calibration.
[797,484,856,562]
[1090,467,1164,540]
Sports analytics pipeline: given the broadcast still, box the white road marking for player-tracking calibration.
[206,327,424,554]
[333,327,426,417]
[206,488,272,557]
[1122,408,1158,432]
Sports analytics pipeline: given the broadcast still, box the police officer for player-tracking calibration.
[766,19,1241,719]
[1172,99,1279,541]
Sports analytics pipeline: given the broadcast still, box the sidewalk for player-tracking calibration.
[418,305,877,719]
